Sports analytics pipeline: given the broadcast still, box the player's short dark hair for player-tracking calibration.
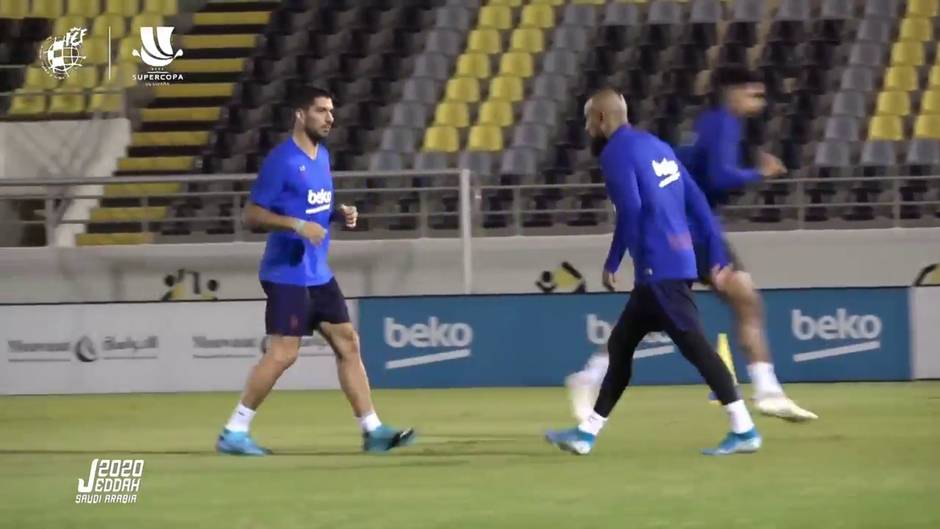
[292,85,333,110]
[712,67,761,91]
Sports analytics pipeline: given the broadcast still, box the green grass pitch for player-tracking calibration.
[1,382,938,529]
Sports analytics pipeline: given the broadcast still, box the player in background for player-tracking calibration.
[546,89,761,456]
[566,68,817,423]
[216,86,416,455]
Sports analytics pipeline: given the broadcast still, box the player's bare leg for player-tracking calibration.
[566,352,608,422]
[719,271,817,421]
[320,321,416,451]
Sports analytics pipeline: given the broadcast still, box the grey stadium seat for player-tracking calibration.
[434,6,473,32]
[814,141,852,168]
[390,102,429,128]
[541,50,579,77]
[532,74,569,101]
[458,151,496,178]
[906,139,940,166]
[511,124,550,151]
[552,26,589,52]
[379,127,418,153]
[520,98,560,128]
[562,4,598,27]
[731,0,764,21]
[413,151,450,170]
[412,53,451,81]
[424,29,462,57]
[859,141,898,168]
[856,18,892,43]
[863,0,898,18]
[369,151,404,171]
[775,0,811,21]
[500,148,539,175]
[848,43,885,67]
[823,116,860,141]
[832,91,868,119]
[648,1,682,24]
[822,0,854,19]
[603,2,641,26]
[690,0,722,23]
[401,78,440,104]
[840,67,876,92]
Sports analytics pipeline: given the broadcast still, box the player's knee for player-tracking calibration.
[331,325,361,360]
[266,340,300,367]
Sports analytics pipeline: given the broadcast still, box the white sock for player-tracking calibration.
[724,400,755,434]
[577,411,607,436]
[225,403,256,433]
[748,362,784,396]
[583,353,610,386]
[358,411,382,433]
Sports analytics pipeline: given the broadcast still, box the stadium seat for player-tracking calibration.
[413,151,450,170]
[130,13,163,36]
[53,16,88,37]
[532,74,568,101]
[512,124,549,150]
[379,127,417,153]
[424,30,462,57]
[467,29,502,55]
[390,102,429,128]
[456,53,492,79]
[81,37,110,65]
[889,42,925,66]
[433,102,470,128]
[7,94,47,115]
[498,52,533,78]
[444,77,481,103]
[458,151,496,178]
[478,6,513,30]
[824,116,860,141]
[412,53,450,81]
[914,115,940,139]
[875,91,912,116]
[402,78,440,103]
[929,65,940,88]
[500,147,538,175]
[863,0,899,18]
[868,116,904,141]
[541,50,578,77]
[487,0,523,6]
[31,0,64,17]
[906,139,940,166]
[422,126,460,152]
[60,65,97,90]
[143,0,177,16]
[572,0,603,4]
[848,43,884,67]
[68,0,101,17]
[105,0,140,17]
[520,4,555,29]
[47,92,86,114]
[92,14,126,39]
[552,27,588,52]
[562,4,597,26]
[23,66,58,91]
[368,151,403,171]
[102,62,137,88]
[434,6,473,32]
[489,76,524,102]
[906,0,939,16]
[883,66,918,92]
[856,18,892,43]
[88,90,124,113]
[521,99,559,128]
[467,125,503,151]
[833,91,868,118]
[477,100,514,127]
[840,67,876,92]
[509,28,544,53]
[922,90,940,114]
[1,0,29,17]
[898,17,933,42]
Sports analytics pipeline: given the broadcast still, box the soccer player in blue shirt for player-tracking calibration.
[678,67,816,421]
[546,89,761,456]
[216,86,416,455]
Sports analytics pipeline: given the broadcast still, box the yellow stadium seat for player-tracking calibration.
[907,0,939,17]
[7,94,47,115]
[76,232,155,246]
[478,6,513,30]
[899,17,933,42]
[90,206,168,223]
[913,115,940,139]
[456,53,491,79]
[105,0,140,16]
[868,116,904,141]
[890,42,924,66]
[510,28,544,53]
[520,4,555,29]
[499,52,534,77]
[81,37,110,65]
[573,0,605,3]
[102,62,137,88]
[88,91,124,113]
[92,14,126,39]
[60,65,97,90]
[1,0,29,17]
[486,0,522,6]
[68,0,101,17]
[48,92,87,114]
[477,100,514,127]
[131,13,163,35]
[117,156,193,172]
[929,65,940,88]
[489,76,524,102]
[117,38,141,63]
[531,0,565,5]
[53,15,88,37]
[422,126,460,152]
[883,66,918,91]
[23,66,59,91]
[31,0,64,17]
[144,0,177,15]
[444,77,481,103]
[922,90,940,114]
[467,29,502,55]
[433,102,470,128]
[875,91,912,116]
[467,125,504,151]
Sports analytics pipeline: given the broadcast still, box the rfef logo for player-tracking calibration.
[791,308,883,362]
[383,317,472,369]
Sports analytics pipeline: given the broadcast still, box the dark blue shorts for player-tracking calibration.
[623,280,702,334]
[261,278,350,336]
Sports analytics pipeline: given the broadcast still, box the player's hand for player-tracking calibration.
[757,152,786,179]
[294,220,327,245]
[602,269,617,291]
[339,204,358,228]
[709,264,735,292]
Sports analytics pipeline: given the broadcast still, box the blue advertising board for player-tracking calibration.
[358,288,910,388]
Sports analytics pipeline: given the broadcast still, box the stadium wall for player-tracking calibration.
[0,228,938,303]
[912,287,940,379]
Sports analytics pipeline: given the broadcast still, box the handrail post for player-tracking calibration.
[233,192,243,241]
[44,194,54,247]
[513,186,522,235]
[458,169,473,294]
[892,177,900,227]
[796,178,805,229]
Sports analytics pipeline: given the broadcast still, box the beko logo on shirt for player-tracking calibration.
[652,158,680,189]
[306,189,332,214]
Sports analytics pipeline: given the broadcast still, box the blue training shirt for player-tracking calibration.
[675,107,761,208]
[601,126,729,284]
[249,138,335,286]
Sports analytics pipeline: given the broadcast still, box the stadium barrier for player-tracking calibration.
[3,286,936,395]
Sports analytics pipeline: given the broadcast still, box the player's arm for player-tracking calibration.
[704,114,763,192]
[602,148,642,278]
[682,164,729,269]
[244,158,326,243]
